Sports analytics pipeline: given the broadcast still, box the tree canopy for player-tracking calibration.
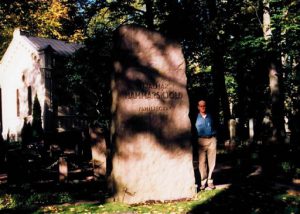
[0,0,299,143]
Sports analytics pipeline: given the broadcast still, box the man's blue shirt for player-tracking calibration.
[195,113,216,137]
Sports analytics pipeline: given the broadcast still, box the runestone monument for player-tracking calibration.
[111,25,195,204]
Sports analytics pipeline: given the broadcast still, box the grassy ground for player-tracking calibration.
[1,144,299,213]
[38,189,223,213]
[1,184,298,213]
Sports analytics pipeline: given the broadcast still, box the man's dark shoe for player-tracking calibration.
[206,183,216,190]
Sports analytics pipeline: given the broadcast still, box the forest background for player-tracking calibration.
[0,0,299,148]
[0,1,300,212]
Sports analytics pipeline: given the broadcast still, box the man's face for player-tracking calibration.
[198,101,206,114]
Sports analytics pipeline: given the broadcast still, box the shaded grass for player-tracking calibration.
[2,185,299,214]
[0,180,106,213]
[275,193,300,214]
[29,187,299,214]
[1,143,299,213]
[37,189,223,213]
[0,189,223,213]
[0,191,73,211]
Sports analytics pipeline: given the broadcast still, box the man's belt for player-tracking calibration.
[199,135,215,138]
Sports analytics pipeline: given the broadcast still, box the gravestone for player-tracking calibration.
[59,157,68,183]
[111,25,195,204]
[89,127,107,177]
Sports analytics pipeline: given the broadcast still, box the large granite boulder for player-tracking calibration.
[110,25,195,204]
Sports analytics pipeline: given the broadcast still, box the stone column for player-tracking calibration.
[110,25,195,204]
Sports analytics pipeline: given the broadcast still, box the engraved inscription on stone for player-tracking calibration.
[124,81,183,112]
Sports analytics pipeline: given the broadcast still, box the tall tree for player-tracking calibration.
[0,0,47,56]
[261,0,285,143]
[37,0,86,42]
[0,0,96,57]
[205,0,231,141]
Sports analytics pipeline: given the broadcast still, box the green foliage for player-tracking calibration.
[280,161,293,173]
[0,192,73,210]
[225,74,238,104]
[274,194,300,214]
[26,192,73,206]
[36,0,87,42]
[0,0,299,142]
[238,36,267,52]
[0,194,18,210]
[0,0,45,56]
[295,168,300,178]
[0,0,98,57]
[64,34,112,123]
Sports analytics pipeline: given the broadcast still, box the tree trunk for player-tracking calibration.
[262,0,272,40]
[212,49,231,141]
[262,0,285,144]
[207,0,230,141]
[236,59,247,140]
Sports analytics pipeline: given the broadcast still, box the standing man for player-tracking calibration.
[195,100,217,190]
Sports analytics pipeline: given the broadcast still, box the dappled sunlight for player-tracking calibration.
[6,188,223,213]
[1,144,299,213]
[90,127,107,177]
[119,26,185,78]
[0,0,298,212]
[59,157,68,183]
[112,132,194,204]
[111,25,195,203]
[78,189,222,213]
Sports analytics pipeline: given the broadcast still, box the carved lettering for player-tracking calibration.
[125,91,182,100]
[138,106,171,112]
[142,83,170,90]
